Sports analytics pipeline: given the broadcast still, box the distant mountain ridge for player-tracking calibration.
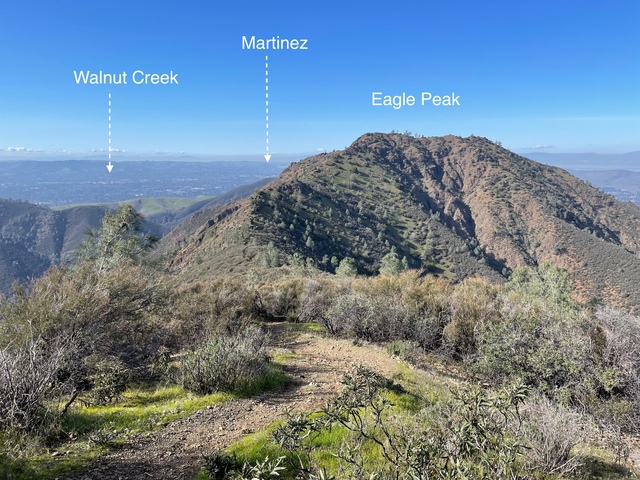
[0,199,106,291]
[162,133,640,309]
[0,178,272,293]
[523,151,640,171]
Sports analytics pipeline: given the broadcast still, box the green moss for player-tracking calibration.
[62,385,232,437]
[0,382,254,480]
[227,422,283,464]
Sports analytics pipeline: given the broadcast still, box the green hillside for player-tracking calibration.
[162,133,640,309]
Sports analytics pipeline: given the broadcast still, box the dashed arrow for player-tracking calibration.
[264,55,270,162]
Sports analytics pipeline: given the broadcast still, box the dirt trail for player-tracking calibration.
[76,324,400,480]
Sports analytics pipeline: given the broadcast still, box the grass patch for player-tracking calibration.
[0,438,105,480]
[273,352,299,363]
[234,363,288,397]
[393,361,451,405]
[300,322,324,333]
[213,369,438,479]
[227,421,283,464]
[63,385,232,438]
[0,385,231,480]
[0,362,288,480]
[576,444,638,479]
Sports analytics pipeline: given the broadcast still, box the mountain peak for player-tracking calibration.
[161,133,640,309]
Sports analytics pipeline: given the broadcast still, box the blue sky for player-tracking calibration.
[0,0,638,158]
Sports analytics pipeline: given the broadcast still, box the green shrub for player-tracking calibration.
[385,340,420,363]
[474,295,591,401]
[268,366,529,479]
[88,357,130,405]
[202,450,285,480]
[202,451,239,480]
[181,327,271,394]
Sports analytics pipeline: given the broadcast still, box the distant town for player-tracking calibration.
[0,160,288,206]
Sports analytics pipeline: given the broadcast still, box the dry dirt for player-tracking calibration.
[74,324,401,480]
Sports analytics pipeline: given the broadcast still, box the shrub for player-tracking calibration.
[323,292,370,337]
[519,395,588,476]
[0,333,75,431]
[595,307,640,391]
[272,366,529,479]
[297,278,345,327]
[321,274,448,351]
[412,313,445,352]
[88,357,130,405]
[474,295,591,401]
[507,262,571,305]
[385,340,420,363]
[181,327,270,394]
[0,237,167,430]
[0,263,168,375]
[442,278,500,356]
[233,456,285,479]
[202,451,238,480]
[167,280,255,349]
[202,452,285,480]
[255,279,304,321]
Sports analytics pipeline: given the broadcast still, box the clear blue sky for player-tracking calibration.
[0,0,638,158]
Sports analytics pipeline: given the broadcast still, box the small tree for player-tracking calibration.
[336,257,357,277]
[421,240,434,264]
[379,247,405,276]
[77,205,157,271]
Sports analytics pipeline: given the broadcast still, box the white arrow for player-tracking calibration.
[264,56,270,163]
[106,161,114,173]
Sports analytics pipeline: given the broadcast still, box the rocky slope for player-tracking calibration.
[162,132,640,308]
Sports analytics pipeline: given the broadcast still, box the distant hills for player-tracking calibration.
[0,199,106,291]
[523,152,640,205]
[161,133,640,309]
[0,179,271,293]
[568,169,640,193]
[523,151,640,171]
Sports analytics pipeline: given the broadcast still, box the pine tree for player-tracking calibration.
[379,247,406,276]
[336,257,358,277]
[77,205,157,272]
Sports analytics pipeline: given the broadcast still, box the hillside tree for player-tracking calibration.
[77,205,157,271]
